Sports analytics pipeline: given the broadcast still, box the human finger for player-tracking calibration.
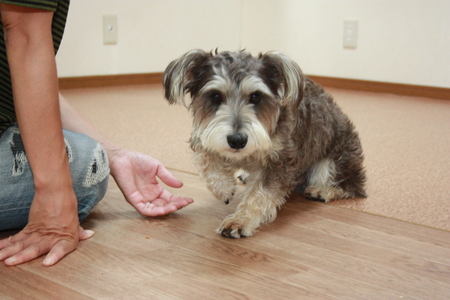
[139,201,173,216]
[0,231,30,249]
[78,226,95,241]
[140,197,193,217]
[43,239,76,266]
[0,235,15,250]
[156,164,184,188]
[0,238,25,263]
[159,189,193,205]
[3,243,43,266]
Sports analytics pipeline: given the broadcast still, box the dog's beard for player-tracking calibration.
[191,102,273,161]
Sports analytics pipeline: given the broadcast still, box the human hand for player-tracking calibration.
[109,149,194,216]
[0,188,94,266]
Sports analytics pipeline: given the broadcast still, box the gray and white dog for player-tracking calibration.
[163,50,366,238]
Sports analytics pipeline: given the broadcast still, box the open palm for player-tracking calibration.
[109,150,193,216]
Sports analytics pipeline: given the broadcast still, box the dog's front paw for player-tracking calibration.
[215,190,235,205]
[224,191,235,205]
[210,186,235,205]
[235,169,249,185]
[216,214,257,238]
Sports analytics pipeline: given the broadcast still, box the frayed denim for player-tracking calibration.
[0,125,109,231]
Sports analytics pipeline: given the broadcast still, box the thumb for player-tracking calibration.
[79,227,95,240]
[156,165,183,188]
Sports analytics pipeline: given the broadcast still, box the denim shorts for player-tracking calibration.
[0,125,109,231]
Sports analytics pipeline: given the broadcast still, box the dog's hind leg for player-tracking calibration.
[304,158,348,202]
[305,157,366,201]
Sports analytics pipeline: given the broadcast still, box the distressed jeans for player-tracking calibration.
[0,125,109,231]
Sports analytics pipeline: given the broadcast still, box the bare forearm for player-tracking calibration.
[3,6,71,190]
[59,94,124,167]
[0,3,96,267]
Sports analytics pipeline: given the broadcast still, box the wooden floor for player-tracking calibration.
[1,169,450,299]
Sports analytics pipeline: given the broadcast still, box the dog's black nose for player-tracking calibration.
[227,134,247,149]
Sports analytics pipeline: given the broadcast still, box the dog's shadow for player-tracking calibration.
[265,192,329,231]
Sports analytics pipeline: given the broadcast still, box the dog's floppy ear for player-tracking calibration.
[259,51,305,107]
[163,49,210,107]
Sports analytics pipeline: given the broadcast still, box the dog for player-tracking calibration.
[163,50,366,238]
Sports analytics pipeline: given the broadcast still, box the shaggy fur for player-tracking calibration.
[163,50,366,238]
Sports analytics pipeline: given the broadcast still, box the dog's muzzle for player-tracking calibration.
[227,133,247,150]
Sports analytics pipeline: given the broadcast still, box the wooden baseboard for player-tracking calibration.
[308,75,450,100]
[59,73,450,100]
[58,73,163,89]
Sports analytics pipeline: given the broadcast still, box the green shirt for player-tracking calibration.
[0,0,69,137]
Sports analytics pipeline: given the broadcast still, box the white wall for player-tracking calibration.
[241,0,450,88]
[57,0,242,77]
[57,0,450,88]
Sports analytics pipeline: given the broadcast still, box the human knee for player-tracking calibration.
[78,172,108,222]
[63,131,110,220]
[63,131,109,187]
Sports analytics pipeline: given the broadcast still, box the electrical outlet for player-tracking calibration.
[343,20,358,49]
[103,15,118,45]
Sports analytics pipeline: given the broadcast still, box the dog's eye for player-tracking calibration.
[209,91,223,104]
[249,92,262,104]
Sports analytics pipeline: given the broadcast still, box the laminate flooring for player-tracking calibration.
[1,169,449,299]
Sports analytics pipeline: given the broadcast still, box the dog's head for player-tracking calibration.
[163,50,305,161]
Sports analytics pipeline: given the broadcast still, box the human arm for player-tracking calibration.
[0,4,91,266]
[59,94,194,215]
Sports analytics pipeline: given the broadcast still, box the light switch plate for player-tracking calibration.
[103,15,118,45]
